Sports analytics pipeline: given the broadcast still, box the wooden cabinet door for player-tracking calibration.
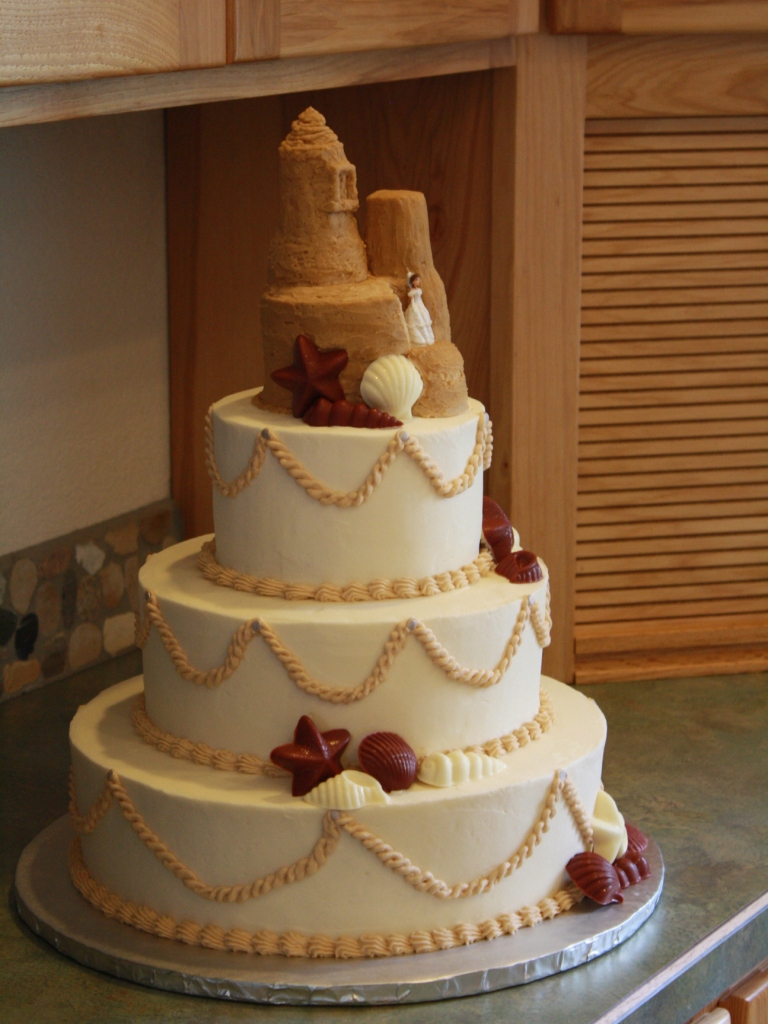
[575,115,768,684]
[0,0,226,86]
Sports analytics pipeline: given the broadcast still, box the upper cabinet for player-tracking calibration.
[0,1,228,85]
[0,0,539,87]
[547,0,768,34]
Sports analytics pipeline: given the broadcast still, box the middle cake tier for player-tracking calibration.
[139,537,550,762]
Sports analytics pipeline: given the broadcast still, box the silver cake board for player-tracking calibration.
[14,815,664,1006]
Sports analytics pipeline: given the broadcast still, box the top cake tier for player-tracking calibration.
[209,389,488,588]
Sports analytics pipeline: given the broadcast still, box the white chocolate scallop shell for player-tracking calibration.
[360,354,423,422]
[417,750,506,788]
[591,788,628,863]
[303,770,390,809]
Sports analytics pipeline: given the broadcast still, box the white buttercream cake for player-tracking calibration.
[66,108,635,961]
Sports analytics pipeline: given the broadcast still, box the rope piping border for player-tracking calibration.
[69,767,593,905]
[134,582,552,701]
[205,407,493,505]
[68,837,583,959]
[130,687,556,777]
[198,538,497,603]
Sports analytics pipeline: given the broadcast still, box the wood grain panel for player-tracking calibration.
[0,38,515,129]
[0,1,188,85]
[579,466,768,491]
[576,115,768,681]
[586,36,768,119]
[719,968,768,1024]
[581,369,768,390]
[582,304,768,326]
[584,219,768,240]
[168,72,495,537]
[581,441,768,464]
[580,402,768,424]
[577,598,768,618]
[227,0,280,61]
[585,166,768,187]
[575,644,768,684]
[578,531,768,557]
[168,98,282,539]
[581,452,768,476]
[549,0,768,35]
[575,612,768,653]
[579,546,768,574]
[582,319,768,341]
[279,0,519,58]
[584,251,768,273]
[581,350,768,370]
[178,0,227,68]
[491,35,587,682]
[581,425,768,450]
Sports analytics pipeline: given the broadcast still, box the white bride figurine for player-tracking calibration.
[404,272,435,347]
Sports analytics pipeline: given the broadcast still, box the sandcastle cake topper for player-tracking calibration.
[258,107,468,421]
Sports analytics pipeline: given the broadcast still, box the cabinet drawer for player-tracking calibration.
[0,0,226,86]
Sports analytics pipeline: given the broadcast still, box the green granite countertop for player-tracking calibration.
[1,654,767,1024]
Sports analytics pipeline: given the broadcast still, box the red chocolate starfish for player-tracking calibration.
[270,715,351,797]
[271,334,348,418]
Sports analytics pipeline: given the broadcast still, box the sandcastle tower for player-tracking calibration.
[267,108,367,287]
[259,108,468,417]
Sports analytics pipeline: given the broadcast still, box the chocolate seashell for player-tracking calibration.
[566,852,623,906]
[303,398,402,429]
[615,851,651,889]
[496,549,543,585]
[625,823,649,855]
[482,497,514,562]
[358,732,418,792]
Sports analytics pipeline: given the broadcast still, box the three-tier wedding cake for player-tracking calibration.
[67,109,639,960]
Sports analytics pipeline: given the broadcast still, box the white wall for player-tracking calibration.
[0,111,170,556]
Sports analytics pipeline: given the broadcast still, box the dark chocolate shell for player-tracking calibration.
[566,852,623,905]
[496,550,543,585]
[303,398,402,429]
[614,857,640,889]
[615,851,651,889]
[358,732,417,793]
[625,823,649,855]
[482,497,514,562]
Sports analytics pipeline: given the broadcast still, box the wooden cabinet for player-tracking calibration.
[548,0,768,35]
[0,1,228,85]
[0,0,538,87]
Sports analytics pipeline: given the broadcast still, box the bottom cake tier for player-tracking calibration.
[69,676,606,957]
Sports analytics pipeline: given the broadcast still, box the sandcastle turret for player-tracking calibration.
[269,108,368,287]
[366,191,468,418]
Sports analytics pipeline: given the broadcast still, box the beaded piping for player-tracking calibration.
[69,837,583,958]
[198,538,496,602]
[130,687,555,776]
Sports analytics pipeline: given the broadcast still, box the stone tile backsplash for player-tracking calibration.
[0,499,181,701]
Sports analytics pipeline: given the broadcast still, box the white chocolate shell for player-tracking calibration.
[303,770,390,809]
[591,788,628,863]
[417,750,506,788]
[360,354,423,422]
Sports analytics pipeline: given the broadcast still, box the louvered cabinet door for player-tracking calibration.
[575,116,768,684]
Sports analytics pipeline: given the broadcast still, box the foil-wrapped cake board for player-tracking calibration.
[14,816,664,1006]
